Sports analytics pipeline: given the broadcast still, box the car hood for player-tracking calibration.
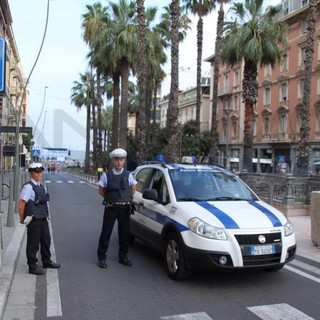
[177,200,287,229]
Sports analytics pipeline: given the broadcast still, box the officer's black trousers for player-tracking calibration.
[26,218,51,268]
[97,204,130,261]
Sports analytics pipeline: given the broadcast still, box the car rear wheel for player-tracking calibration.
[165,232,192,280]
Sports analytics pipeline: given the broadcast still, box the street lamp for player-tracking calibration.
[223,108,233,171]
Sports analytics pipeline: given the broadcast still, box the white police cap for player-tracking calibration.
[28,163,44,172]
[110,148,127,159]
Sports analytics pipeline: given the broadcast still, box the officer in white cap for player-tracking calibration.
[97,148,137,268]
[18,163,61,275]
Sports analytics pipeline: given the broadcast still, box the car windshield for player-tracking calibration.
[169,169,258,202]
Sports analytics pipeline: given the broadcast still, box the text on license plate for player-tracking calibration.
[251,245,275,255]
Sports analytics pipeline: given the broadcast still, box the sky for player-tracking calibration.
[8,0,279,156]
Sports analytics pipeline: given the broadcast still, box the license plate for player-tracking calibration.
[251,245,275,255]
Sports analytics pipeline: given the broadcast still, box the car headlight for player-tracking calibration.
[284,219,294,237]
[188,217,227,240]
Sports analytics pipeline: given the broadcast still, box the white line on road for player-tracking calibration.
[56,181,63,183]
[67,181,75,183]
[284,265,320,284]
[247,303,315,320]
[47,206,62,317]
[160,312,213,320]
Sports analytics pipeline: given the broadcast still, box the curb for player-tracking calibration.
[0,223,25,320]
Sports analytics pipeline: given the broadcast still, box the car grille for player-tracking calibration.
[234,232,282,266]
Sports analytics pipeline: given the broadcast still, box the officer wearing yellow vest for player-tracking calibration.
[18,163,61,275]
[97,148,137,268]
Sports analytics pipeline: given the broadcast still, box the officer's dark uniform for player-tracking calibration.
[23,182,52,269]
[97,170,132,263]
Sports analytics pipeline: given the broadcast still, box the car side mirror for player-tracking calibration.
[142,188,158,201]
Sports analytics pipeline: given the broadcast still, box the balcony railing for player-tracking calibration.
[218,86,233,96]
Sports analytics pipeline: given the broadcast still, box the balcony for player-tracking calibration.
[218,86,233,97]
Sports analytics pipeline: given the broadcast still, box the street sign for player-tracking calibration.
[278,155,286,163]
[0,38,5,93]
[0,126,32,133]
[32,149,40,157]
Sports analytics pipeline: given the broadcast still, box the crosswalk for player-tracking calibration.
[160,304,316,319]
[45,180,86,184]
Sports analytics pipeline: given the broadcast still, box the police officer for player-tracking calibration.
[97,148,137,268]
[18,163,61,275]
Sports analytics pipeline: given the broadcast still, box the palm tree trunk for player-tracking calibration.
[119,58,130,150]
[242,59,258,172]
[112,72,120,150]
[297,0,317,174]
[85,104,91,173]
[136,0,148,163]
[96,73,103,168]
[166,0,180,163]
[209,3,224,164]
[195,4,203,143]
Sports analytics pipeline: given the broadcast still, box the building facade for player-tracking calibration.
[0,0,28,170]
[206,0,320,174]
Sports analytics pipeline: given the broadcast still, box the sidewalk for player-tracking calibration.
[0,198,319,319]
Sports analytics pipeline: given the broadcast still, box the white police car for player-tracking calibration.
[130,162,296,280]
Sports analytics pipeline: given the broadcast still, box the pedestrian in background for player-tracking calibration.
[97,148,137,269]
[18,163,61,275]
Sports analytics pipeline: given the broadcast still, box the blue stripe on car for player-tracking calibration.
[135,202,188,232]
[196,201,240,229]
[248,201,282,227]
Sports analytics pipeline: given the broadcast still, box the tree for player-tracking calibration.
[297,0,318,174]
[184,0,215,142]
[221,0,287,172]
[71,72,94,172]
[109,0,138,150]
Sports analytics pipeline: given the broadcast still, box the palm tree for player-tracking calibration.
[71,72,94,173]
[183,0,215,143]
[81,3,108,168]
[209,0,229,165]
[221,0,287,172]
[109,0,138,150]
[297,0,318,174]
[101,106,113,152]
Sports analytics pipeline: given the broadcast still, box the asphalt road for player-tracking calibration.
[31,173,320,320]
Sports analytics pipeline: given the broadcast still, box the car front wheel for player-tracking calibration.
[165,232,192,280]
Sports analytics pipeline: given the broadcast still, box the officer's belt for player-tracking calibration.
[106,202,131,207]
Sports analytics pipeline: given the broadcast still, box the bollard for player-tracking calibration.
[7,178,15,227]
[14,173,21,214]
[311,191,320,247]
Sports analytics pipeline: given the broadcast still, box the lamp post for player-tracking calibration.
[224,108,233,171]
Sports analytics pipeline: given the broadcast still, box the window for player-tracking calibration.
[281,83,288,101]
[265,87,271,105]
[224,73,229,87]
[234,95,239,110]
[234,69,239,86]
[300,47,306,66]
[265,64,272,77]
[283,0,289,16]
[316,108,320,132]
[135,168,153,193]
[223,98,230,109]
[298,79,305,99]
[264,117,270,134]
[232,120,238,137]
[301,19,307,34]
[253,118,257,136]
[280,115,287,133]
[282,54,288,72]
[191,107,194,119]
[150,170,170,205]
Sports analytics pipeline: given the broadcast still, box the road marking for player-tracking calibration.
[160,312,213,320]
[67,181,75,183]
[247,303,315,320]
[285,265,320,284]
[56,181,63,183]
[47,204,62,317]
[45,180,52,183]
[79,181,85,183]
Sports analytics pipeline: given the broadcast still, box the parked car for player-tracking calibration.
[130,162,296,280]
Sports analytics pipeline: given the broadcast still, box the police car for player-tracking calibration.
[130,162,296,280]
